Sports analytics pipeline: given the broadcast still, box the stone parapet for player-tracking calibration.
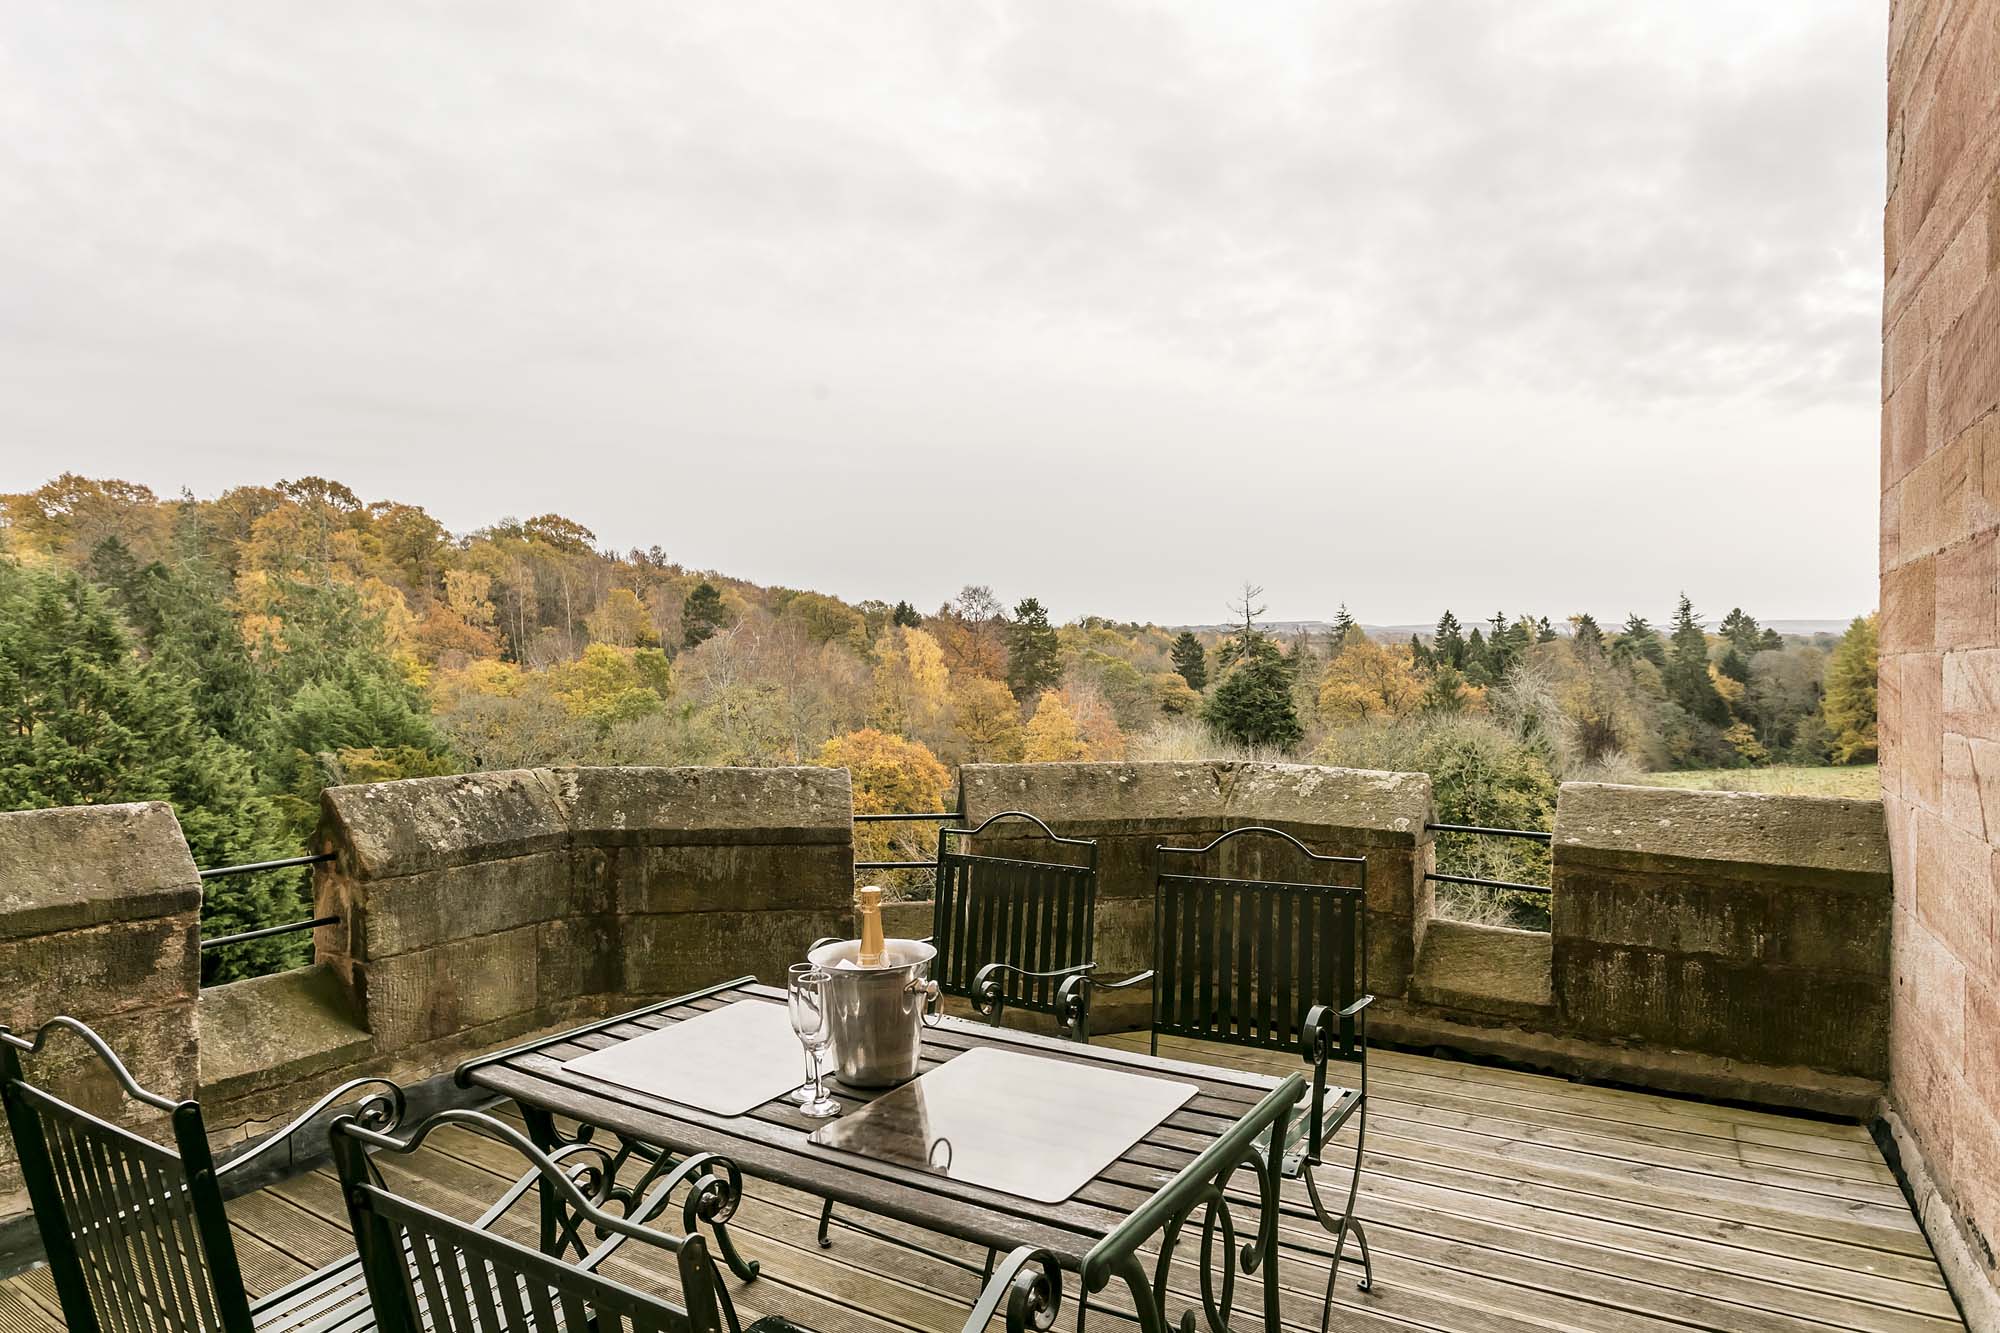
[957,761,1433,997]
[1551,784,1892,1081]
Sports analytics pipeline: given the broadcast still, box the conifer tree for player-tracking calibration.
[1202,634,1301,749]
[1329,603,1359,648]
[1822,614,1879,764]
[1572,613,1604,655]
[1004,596,1062,700]
[1433,610,1466,669]
[1665,594,1729,725]
[1463,626,1490,683]
[0,563,300,979]
[682,581,728,647]
[1410,634,1432,671]
[1170,631,1208,691]
[891,600,922,628]
[1614,613,1668,668]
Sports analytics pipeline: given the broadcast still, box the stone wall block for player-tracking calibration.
[615,843,853,916]
[622,909,849,999]
[554,765,853,845]
[354,927,541,1050]
[321,770,569,879]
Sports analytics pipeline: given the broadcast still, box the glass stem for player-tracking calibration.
[813,1049,827,1104]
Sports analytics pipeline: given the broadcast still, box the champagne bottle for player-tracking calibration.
[856,885,886,967]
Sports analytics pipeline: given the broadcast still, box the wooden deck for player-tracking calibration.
[0,1035,1964,1332]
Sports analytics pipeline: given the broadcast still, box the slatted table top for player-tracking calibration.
[456,977,1288,1268]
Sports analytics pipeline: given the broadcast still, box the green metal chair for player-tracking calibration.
[330,1107,807,1333]
[0,1015,406,1333]
[1145,826,1376,1327]
[929,811,1123,1040]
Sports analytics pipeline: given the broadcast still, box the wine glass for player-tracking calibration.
[788,967,840,1119]
[786,963,820,1106]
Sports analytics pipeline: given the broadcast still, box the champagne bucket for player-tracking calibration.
[807,938,940,1088]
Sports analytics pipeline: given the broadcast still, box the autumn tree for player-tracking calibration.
[1006,597,1062,700]
[1170,631,1208,690]
[1822,615,1879,764]
[1022,690,1090,761]
[871,625,951,739]
[937,585,1010,682]
[1318,637,1425,722]
[817,728,952,890]
[951,676,1025,761]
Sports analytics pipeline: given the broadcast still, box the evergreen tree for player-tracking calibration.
[1536,616,1557,644]
[1614,613,1667,668]
[1463,626,1490,683]
[890,599,922,628]
[1202,634,1302,749]
[1409,634,1433,671]
[1418,664,1471,714]
[1329,604,1359,648]
[0,562,300,980]
[1665,594,1729,726]
[682,581,728,648]
[1758,627,1785,653]
[1822,614,1879,764]
[1170,631,1208,691]
[1718,608,1763,655]
[1433,610,1466,669]
[1004,596,1062,700]
[1572,613,1604,655]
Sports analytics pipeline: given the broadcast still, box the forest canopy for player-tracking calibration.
[0,474,1877,967]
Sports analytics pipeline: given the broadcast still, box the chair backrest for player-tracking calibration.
[1151,827,1368,1059]
[0,1019,255,1333]
[931,811,1098,1015]
[332,1109,727,1333]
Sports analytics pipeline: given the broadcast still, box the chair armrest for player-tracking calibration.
[1091,969,1155,992]
[1338,994,1375,1020]
[964,1246,1062,1333]
[972,960,1095,1023]
[215,1077,406,1180]
[575,1152,748,1274]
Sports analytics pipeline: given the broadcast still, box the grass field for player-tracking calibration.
[1639,764,1880,798]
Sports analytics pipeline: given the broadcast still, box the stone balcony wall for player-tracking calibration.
[0,767,1900,1242]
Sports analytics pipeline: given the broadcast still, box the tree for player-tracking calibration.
[1318,639,1424,722]
[1022,691,1089,762]
[1433,611,1466,669]
[1822,615,1879,764]
[681,581,728,648]
[1005,597,1062,700]
[817,728,952,889]
[1170,631,1208,691]
[0,562,300,980]
[951,676,1025,761]
[1571,613,1604,655]
[891,600,922,628]
[1665,594,1729,726]
[1329,604,1359,648]
[870,625,951,738]
[1419,664,1474,714]
[1614,613,1668,668]
[1203,634,1302,749]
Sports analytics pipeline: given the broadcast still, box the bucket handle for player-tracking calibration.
[915,977,943,1027]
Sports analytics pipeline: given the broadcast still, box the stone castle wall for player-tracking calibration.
[1881,0,2000,1318]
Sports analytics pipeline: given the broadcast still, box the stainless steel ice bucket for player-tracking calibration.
[807,937,940,1088]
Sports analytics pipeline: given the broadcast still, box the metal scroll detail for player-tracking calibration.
[1073,1073,1304,1333]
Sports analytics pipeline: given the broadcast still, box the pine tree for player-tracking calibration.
[891,600,922,628]
[1822,614,1879,764]
[1433,610,1466,669]
[1614,613,1668,668]
[1005,597,1062,700]
[1572,613,1604,655]
[0,562,300,980]
[1536,616,1557,643]
[1409,634,1433,671]
[1170,631,1208,691]
[682,581,728,647]
[1418,664,1471,714]
[1665,594,1729,725]
[1329,604,1359,648]
[1463,626,1490,683]
[1202,634,1302,749]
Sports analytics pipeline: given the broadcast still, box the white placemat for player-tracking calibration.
[561,1000,804,1117]
[808,1046,1198,1204]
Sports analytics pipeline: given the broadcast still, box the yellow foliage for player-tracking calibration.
[587,587,651,647]
[1318,639,1424,722]
[444,569,497,629]
[1022,691,1089,762]
[543,643,670,725]
[817,728,952,814]
[1708,663,1746,709]
[951,677,1024,761]
[872,626,951,735]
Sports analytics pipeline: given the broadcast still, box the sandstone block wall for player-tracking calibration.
[316,766,854,1046]
[956,761,1433,998]
[1552,784,1892,1080]
[1883,0,2000,1315]
[0,802,201,1214]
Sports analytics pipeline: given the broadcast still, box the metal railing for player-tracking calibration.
[198,851,338,952]
[1424,821,1552,896]
[853,811,958,871]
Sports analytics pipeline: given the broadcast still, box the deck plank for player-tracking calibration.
[0,1035,1962,1332]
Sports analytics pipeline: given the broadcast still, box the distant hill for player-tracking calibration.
[1172,618,1856,641]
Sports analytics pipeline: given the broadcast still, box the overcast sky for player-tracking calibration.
[0,1,1883,626]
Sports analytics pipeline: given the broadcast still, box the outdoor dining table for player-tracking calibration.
[455,975,1306,1333]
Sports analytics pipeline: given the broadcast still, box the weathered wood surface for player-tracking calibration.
[0,1030,1964,1332]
